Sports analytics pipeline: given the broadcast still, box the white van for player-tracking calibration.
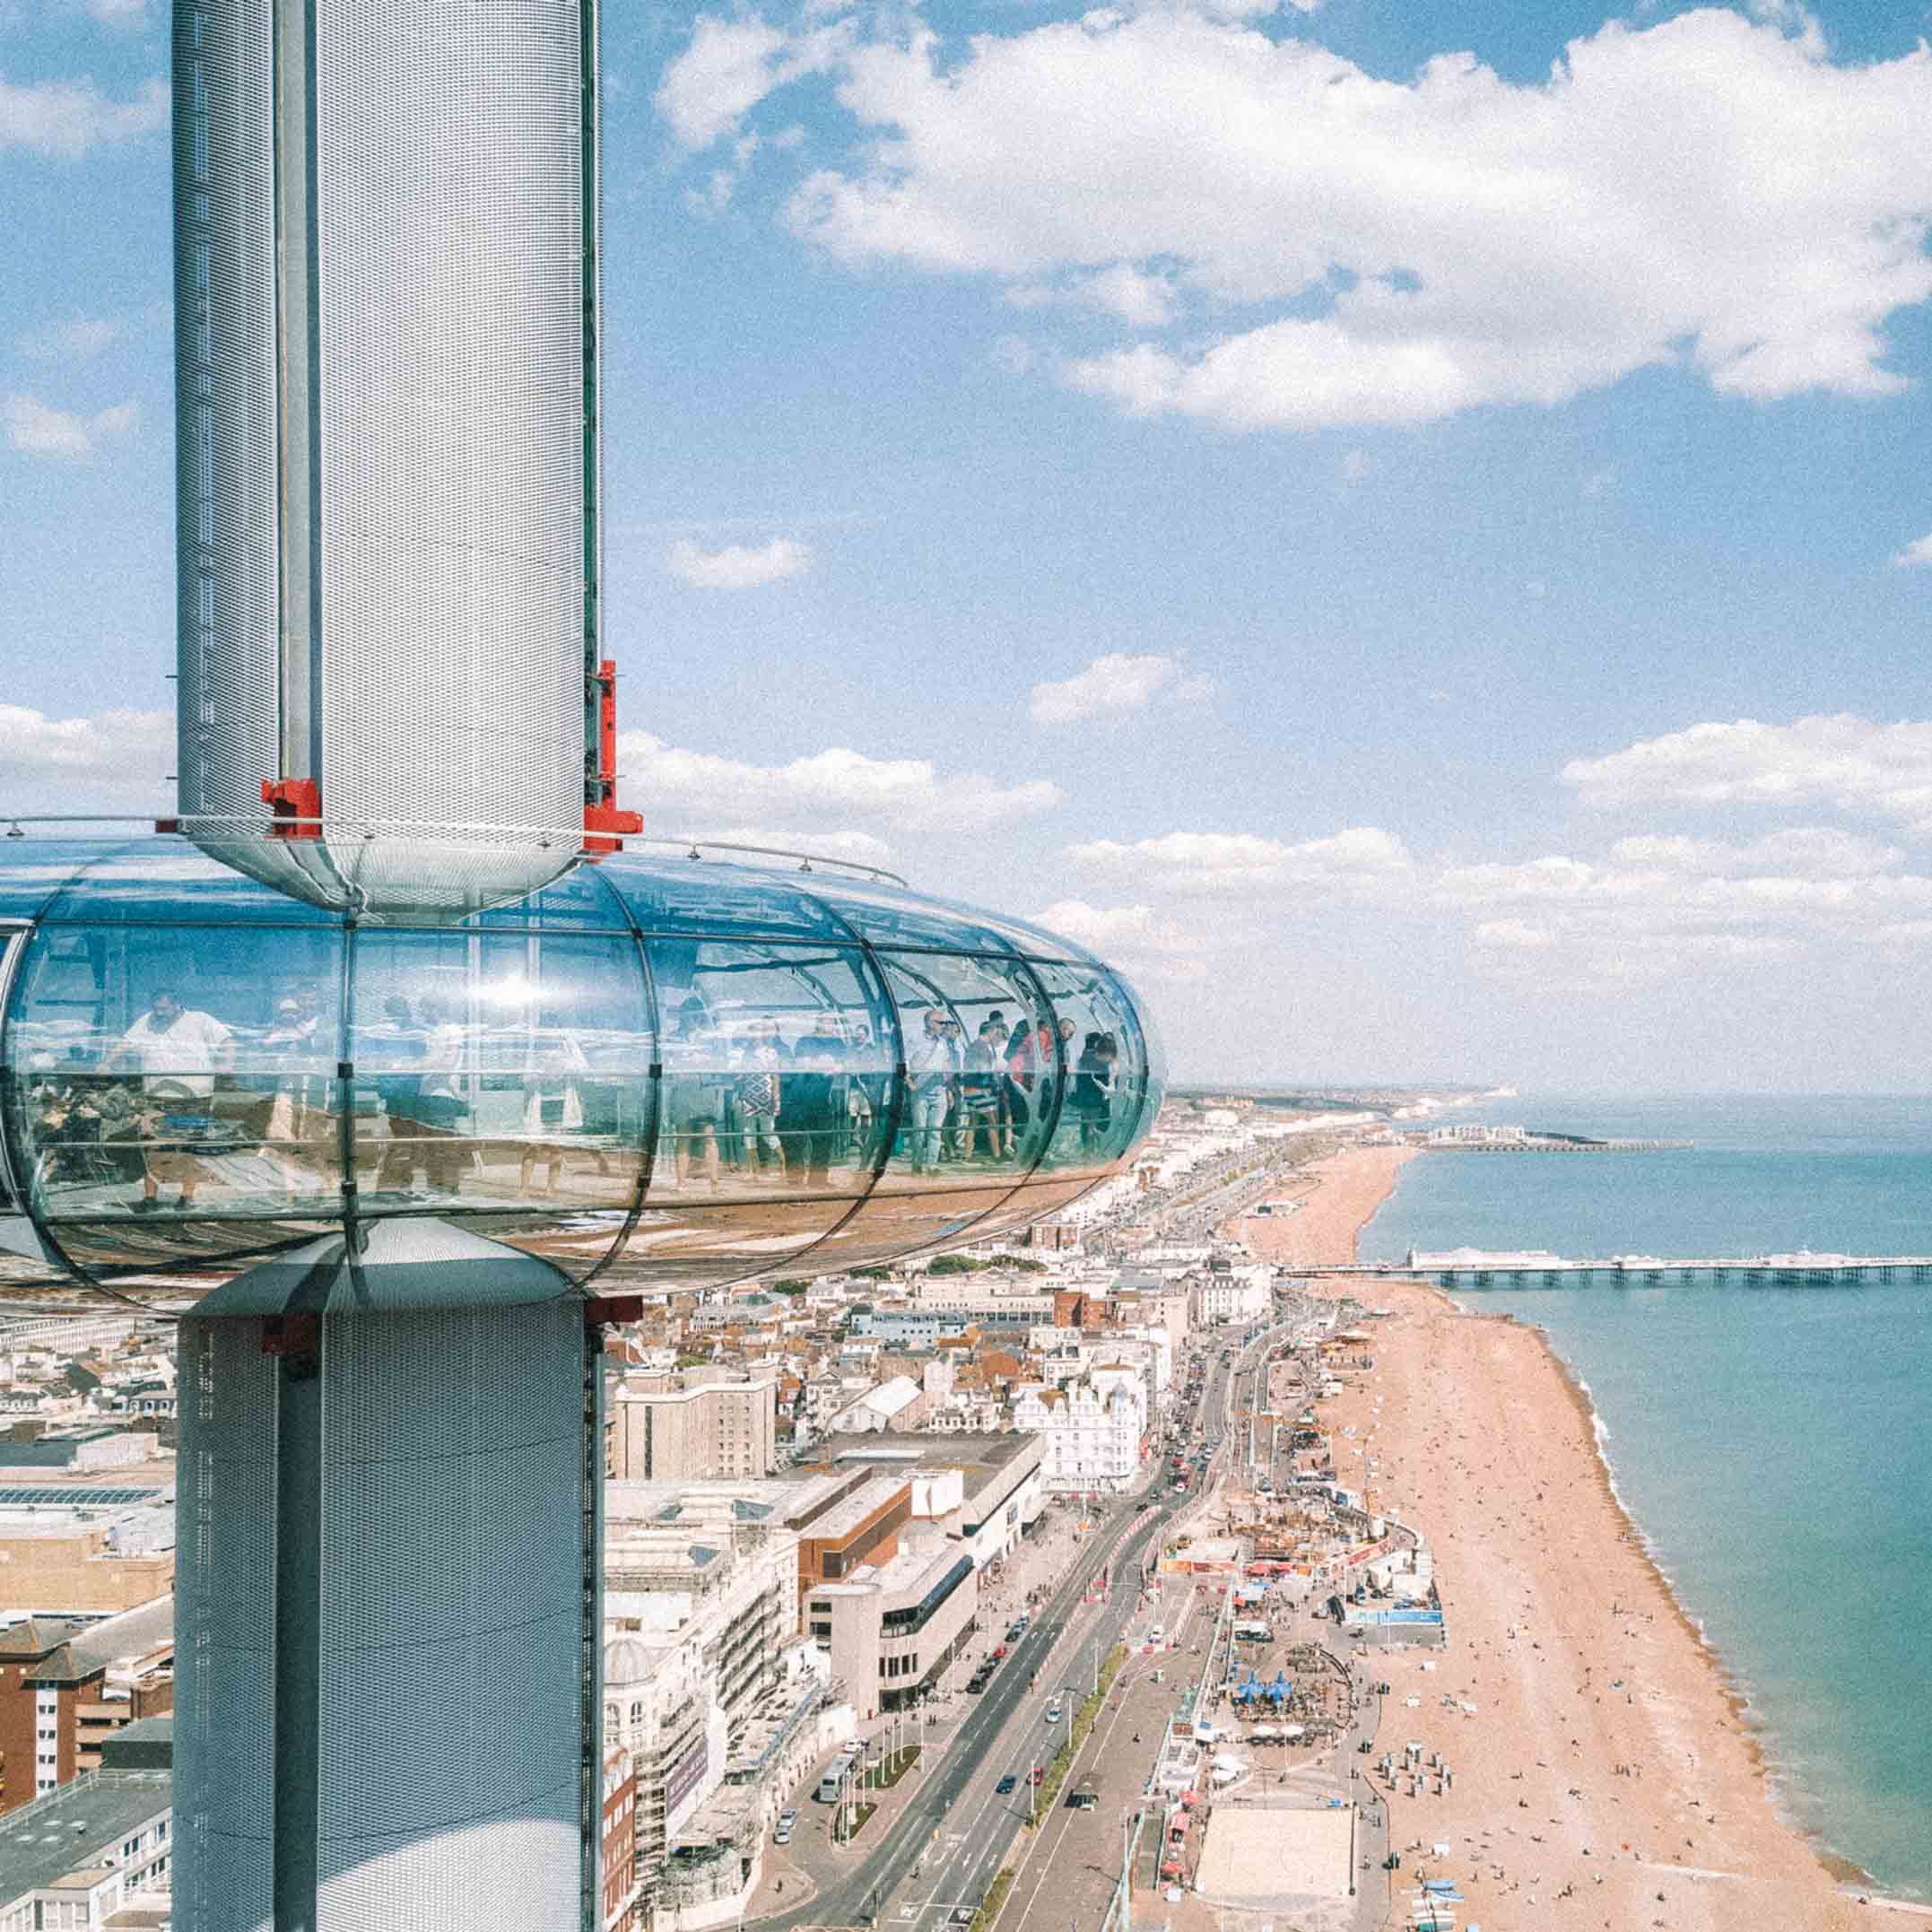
[1147,1623,1165,1645]
[815,1774,841,1802]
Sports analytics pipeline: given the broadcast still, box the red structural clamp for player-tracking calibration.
[263,778,323,840]
[582,658,643,856]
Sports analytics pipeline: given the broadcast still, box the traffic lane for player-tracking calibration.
[761,1498,1172,1929]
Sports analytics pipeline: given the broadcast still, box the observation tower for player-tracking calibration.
[0,3,1161,1928]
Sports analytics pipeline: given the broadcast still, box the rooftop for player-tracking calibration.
[0,1771,171,1905]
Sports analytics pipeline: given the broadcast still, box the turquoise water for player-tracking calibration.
[1359,1096,1932,1897]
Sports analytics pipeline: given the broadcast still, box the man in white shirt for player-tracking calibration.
[106,988,235,1213]
[904,1006,960,1175]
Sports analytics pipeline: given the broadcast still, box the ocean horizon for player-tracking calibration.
[1357,1093,1932,1900]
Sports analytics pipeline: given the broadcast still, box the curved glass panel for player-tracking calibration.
[610,1197,854,1284]
[0,843,92,925]
[600,856,853,942]
[872,952,1057,1187]
[645,939,895,1205]
[794,878,1023,956]
[38,840,339,926]
[1028,961,1150,1172]
[8,920,348,1240]
[348,930,652,1222]
[469,859,638,932]
[805,1182,1026,1275]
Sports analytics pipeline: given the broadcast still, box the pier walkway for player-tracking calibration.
[1298,1252,1932,1285]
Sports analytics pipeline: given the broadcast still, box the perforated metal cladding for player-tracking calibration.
[317,1302,586,1905]
[318,1795,582,1931]
[172,0,280,820]
[174,1318,279,1932]
[312,0,588,840]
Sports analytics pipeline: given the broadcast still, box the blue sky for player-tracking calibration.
[4,0,1932,1092]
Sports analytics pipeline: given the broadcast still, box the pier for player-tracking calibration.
[1298,1251,1932,1285]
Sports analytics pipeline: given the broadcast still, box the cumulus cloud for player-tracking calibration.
[1562,715,1932,834]
[1893,532,1932,569]
[1068,825,1410,893]
[618,732,1062,835]
[715,6,1932,431]
[1027,899,1208,979]
[15,315,132,362]
[655,14,847,151]
[1029,652,1212,727]
[0,704,171,796]
[0,73,166,159]
[666,535,814,589]
[1436,817,1932,982]
[5,394,137,460]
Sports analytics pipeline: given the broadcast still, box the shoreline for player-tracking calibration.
[1254,1143,1913,1928]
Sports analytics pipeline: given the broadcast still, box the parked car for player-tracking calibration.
[774,1822,793,1844]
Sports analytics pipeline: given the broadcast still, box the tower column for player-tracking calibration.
[173,1227,596,1931]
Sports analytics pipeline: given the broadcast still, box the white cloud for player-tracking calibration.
[759,7,1932,431]
[1338,448,1372,486]
[15,315,131,362]
[1893,531,1932,569]
[0,73,166,159]
[1029,652,1212,726]
[1472,918,1556,950]
[5,393,138,460]
[989,334,1037,377]
[1027,899,1208,979]
[666,535,814,589]
[76,0,152,24]
[618,732,1063,835]
[1562,715,1932,834]
[655,14,846,151]
[0,704,170,791]
[1068,825,1410,893]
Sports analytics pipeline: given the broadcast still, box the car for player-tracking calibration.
[1030,1765,1046,1785]
[1148,1623,1164,1644]
[773,1823,793,1844]
[996,1773,1017,1794]
[1044,1700,1063,1723]
[778,1808,797,1828]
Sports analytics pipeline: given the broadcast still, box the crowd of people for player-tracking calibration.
[21,981,1130,1216]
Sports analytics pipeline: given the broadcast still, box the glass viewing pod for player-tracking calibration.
[0,836,1162,1309]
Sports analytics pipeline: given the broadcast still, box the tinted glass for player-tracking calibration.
[795,877,1023,955]
[8,921,347,1231]
[1028,961,1149,1171]
[645,939,895,1203]
[600,856,852,941]
[0,844,91,925]
[802,1182,1025,1275]
[875,952,1056,1184]
[605,1197,855,1286]
[348,930,652,1221]
[37,840,339,926]
[468,858,637,932]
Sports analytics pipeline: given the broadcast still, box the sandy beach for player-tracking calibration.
[1265,1146,1894,1930]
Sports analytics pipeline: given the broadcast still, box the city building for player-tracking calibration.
[805,1528,979,1721]
[0,1761,172,1930]
[0,1489,173,1618]
[601,1748,640,1932]
[607,1372,779,1481]
[1015,1372,1147,1494]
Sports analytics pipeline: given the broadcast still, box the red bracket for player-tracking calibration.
[262,1311,321,1356]
[263,778,323,840]
[583,659,643,857]
[584,1293,645,1330]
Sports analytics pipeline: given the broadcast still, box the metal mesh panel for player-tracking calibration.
[312,0,587,837]
[174,1317,279,1929]
[173,0,280,818]
[316,1302,586,1902]
[318,1789,582,1932]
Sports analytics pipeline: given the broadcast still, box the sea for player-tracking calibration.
[1356,1094,1932,1900]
